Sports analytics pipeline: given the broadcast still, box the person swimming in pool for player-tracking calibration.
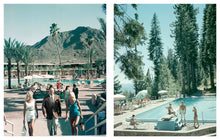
[179,101,186,125]
[193,106,199,128]
[166,103,177,117]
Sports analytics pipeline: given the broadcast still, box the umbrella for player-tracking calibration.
[158,90,168,94]
[41,75,55,78]
[32,75,43,79]
[114,94,125,101]
[135,90,148,100]
[24,76,32,80]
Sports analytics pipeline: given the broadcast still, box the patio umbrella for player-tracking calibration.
[32,75,43,79]
[135,90,148,100]
[24,76,32,80]
[158,90,168,94]
[114,94,125,101]
[41,75,55,78]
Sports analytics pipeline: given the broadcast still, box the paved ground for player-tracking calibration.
[4,83,105,136]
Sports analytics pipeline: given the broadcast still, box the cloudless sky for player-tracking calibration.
[115,4,206,89]
[4,4,106,45]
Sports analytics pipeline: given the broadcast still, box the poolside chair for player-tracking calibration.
[131,104,140,111]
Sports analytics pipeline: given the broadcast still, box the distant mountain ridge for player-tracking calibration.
[5,26,106,64]
[32,26,106,64]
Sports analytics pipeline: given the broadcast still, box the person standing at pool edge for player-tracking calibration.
[42,86,62,136]
[179,101,186,125]
[193,106,199,128]
[73,84,79,99]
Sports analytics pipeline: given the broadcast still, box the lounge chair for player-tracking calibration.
[131,105,140,111]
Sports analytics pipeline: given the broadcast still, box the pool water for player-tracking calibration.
[4,79,106,87]
[127,97,216,123]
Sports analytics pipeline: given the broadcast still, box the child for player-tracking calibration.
[193,106,199,128]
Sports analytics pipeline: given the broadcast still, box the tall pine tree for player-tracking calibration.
[148,13,163,99]
[172,4,199,97]
[200,4,216,89]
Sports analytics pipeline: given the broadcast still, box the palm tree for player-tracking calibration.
[95,59,103,78]
[97,18,106,39]
[13,41,25,87]
[50,23,62,78]
[85,35,94,80]
[4,38,15,89]
[22,46,34,78]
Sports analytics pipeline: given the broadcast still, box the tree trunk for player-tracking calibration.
[181,60,185,98]
[191,62,197,92]
[186,60,191,96]
[88,46,91,80]
[17,61,21,86]
[25,64,28,76]
[8,59,12,89]
[134,80,138,95]
[55,37,62,78]
[209,63,215,89]
[25,64,28,83]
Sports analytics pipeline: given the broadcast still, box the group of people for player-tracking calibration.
[23,84,83,136]
[166,101,199,128]
[130,101,200,130]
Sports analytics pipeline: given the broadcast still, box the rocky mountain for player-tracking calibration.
[4,26,106,65]
[32,26,106,64]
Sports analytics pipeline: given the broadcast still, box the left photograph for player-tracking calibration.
[4,4,106,136]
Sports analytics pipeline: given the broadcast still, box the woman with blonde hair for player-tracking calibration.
[23,91,38,136]
[65,92,83,135]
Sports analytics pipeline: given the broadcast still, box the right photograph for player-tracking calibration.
[114,4,216,136]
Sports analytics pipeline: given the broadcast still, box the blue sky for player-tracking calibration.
[4,4,106,45]
[115,4,206,88]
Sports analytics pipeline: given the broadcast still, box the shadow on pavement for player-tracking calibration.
[58,118,72,135]
[58,115,95,135]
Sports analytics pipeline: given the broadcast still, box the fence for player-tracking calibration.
[85,102,106,135]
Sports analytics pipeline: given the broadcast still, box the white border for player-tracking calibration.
[0,0,219,140]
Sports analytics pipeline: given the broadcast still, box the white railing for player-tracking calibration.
[4,119,15,136]
[85,102,106,135]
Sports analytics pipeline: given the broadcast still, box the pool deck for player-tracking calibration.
[114,98,175,126]
[4,83,105,136]
[114,98,216,136]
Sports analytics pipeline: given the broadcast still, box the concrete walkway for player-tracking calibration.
[4,83,105,136]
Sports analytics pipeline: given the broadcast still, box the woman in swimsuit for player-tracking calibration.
[65,92,83,135]
[193,106,199,128]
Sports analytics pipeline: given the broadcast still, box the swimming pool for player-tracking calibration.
[4,78,106,87]
[126,97,216,123]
